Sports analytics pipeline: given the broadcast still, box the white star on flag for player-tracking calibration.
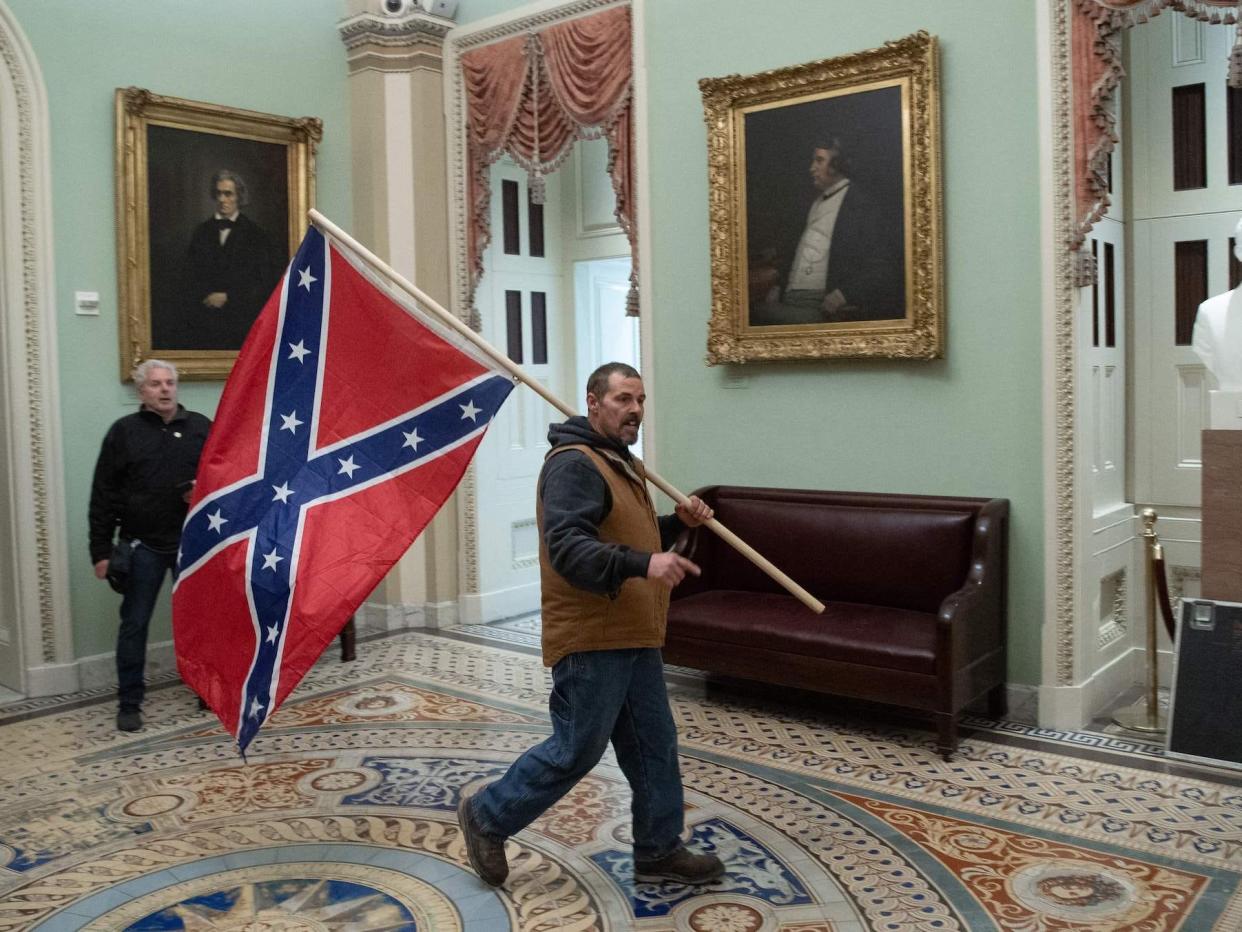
[206,510,228,533]
[280,411,303,434]
[402,428,422,451]
[262,548,283,571]
[338,455,360,478]
[460,399,481,422]
[248,697,264,718]
[288,340,311,363]
[272,482,294,504]
[266,624,279,644]
[298,267,317,291]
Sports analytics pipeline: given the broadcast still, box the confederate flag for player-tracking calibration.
[173,225,513,752]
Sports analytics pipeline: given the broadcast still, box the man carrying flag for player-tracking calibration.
[456,362,727,888]
[173,224,513,752]
[176,213,763,885]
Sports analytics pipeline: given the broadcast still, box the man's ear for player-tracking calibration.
[586,392,598,412]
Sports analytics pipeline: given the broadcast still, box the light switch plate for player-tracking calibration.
[74,291,100,316]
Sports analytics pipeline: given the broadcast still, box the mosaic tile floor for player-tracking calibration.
[1,627,1240,930]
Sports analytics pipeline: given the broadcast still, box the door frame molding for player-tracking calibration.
[1040,0,1089,723]
[443,0,637,601]
[0,1,75,695]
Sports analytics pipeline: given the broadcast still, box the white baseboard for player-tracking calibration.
[1038,646,1173,731]
[424,600,458,629]
[458,582,540,625]
[24,661,80,698]
[1038,683,1089,731]
[40,605,436,700]
[1002,683,1039,724]
[354,601,425,635]
[76,639,179,693]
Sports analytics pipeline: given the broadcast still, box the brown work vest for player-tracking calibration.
[537,444,669,667]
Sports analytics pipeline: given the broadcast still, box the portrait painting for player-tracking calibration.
[115,88,321,380]
[701,32,943,363]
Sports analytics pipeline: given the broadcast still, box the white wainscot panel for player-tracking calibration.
[1175,364,1206,467]
[1172,16,1204,65]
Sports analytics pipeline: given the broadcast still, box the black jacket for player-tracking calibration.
[539,416,684,595]
[88,405,212,562]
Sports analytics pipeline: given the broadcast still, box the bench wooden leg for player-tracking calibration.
[339,617,357,663]
[986,683,1008,720]
[935,713,957,761]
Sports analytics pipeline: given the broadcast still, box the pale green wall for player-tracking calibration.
[642,2,1045,683]
[7,0,352,658]
[12,0,1046,685]
[455,0,525,22]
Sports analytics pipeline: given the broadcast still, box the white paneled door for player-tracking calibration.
[1129,16,1242,508]
[1133,208,1241,506]
[467,160,568,623]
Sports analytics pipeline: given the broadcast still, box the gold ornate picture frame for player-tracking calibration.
[701,31,942,364]
[115,87,320,380]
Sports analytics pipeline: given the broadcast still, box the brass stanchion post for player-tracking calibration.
[1113,508,1169,734]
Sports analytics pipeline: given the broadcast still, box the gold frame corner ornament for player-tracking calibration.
[113,87,320,381]
[701,31,943,364]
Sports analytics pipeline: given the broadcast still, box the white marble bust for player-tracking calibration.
[1192,218,1242,392]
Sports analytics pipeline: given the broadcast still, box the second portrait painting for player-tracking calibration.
[702,32,943,363]
[743,82,906,329]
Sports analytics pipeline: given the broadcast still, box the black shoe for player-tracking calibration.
[197,696,209,711]
[116,708,142,732]
[457,792,508,886]
[634,846,725,884]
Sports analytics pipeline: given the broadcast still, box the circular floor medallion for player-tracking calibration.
[84,862,460,931]
[1010,860,1140,921]
[333,690,416,718]
[673,895,778,932]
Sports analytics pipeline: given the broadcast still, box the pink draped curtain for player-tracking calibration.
[1072,0,1242,254]
[461,6,638,315]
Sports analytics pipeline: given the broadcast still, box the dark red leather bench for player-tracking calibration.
[665,486,1009,759]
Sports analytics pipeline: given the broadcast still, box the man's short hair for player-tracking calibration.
[812,138,852,178]
[586,362,640,400]
[132,358,178,388]
[210,169,249,207]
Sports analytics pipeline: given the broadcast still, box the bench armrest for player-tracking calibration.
[936,498,1008,668]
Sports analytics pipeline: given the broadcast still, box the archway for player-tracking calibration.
[0,0,75,697]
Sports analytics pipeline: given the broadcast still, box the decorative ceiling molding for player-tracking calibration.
[339,10,451,74]
[338,11,453,49]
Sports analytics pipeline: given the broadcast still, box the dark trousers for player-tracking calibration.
[472,647,685,861]
[116,542,177,711]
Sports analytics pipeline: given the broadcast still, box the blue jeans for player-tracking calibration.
[116,542,177,711]
[472,647,685,861]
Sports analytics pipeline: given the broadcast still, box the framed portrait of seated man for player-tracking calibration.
[701,32,943,363]
[114,88,321,380]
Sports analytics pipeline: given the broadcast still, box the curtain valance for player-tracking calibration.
[1073,0,1242,258]
[461,5,638,314]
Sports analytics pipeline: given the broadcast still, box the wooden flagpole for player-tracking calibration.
[309,210,825,614]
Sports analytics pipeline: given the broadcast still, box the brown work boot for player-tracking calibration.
[457,793,508,886]
[634,846,725,885]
